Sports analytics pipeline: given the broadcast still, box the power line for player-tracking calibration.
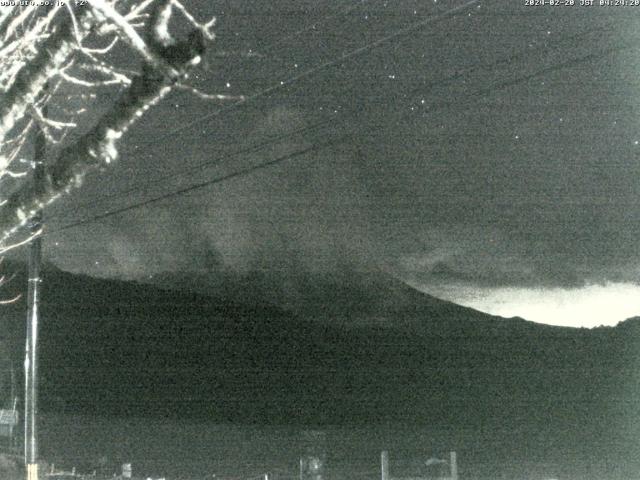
[24,0,462,231]
[50,135,350,234]
[134,0,480,147]
[205,0,370,95]
[54,118,334,215]
[50,15,621,228]
[141,6,611,156]
[402,19,615,100]
[29,0,478,196]
[45,0,482,221]
[37,0,625,236]
[49,40,625,234]
[75,19,613,203]
[248,0,368,57]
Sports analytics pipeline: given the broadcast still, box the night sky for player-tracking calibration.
[31,0,640,327]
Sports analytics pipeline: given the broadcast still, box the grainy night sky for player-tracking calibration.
[36,0,640,327]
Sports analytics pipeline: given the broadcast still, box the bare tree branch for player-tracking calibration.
[90,0,180,76]
[0,1,217,248]
[0,5,92,151]
[0,12,213,246]
[0,6,18,40]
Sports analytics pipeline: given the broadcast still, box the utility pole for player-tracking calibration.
[25,100,46,480]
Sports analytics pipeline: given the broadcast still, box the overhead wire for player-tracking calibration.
[44,0,482,224]
[172,0,370,91]
[47,35,629,236]
[51,13,617,222]
[25,1,629,238]
[134,11,616,164]
[242,0,368,58]
[55,118,335,212]
[49,135,350,234]
[40,0,370,98]
[132,0,481,147]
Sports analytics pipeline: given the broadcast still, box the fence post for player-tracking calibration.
[381,451,389,480]
[450,451,458,480]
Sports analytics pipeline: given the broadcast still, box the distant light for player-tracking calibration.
[226,82,231,88]
[417,282,640,328]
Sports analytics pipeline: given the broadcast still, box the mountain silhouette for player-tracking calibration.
[0,261,637,443]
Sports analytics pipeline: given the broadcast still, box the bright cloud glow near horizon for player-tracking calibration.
[417,282,640,328]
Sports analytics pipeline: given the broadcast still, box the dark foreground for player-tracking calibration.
[12,414,633,480]
[2,267,640,479]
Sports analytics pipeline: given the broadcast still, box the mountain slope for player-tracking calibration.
[0,262,637,437]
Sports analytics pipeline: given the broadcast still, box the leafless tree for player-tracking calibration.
[0,0,234,251]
